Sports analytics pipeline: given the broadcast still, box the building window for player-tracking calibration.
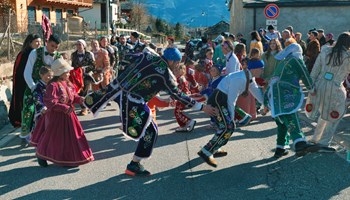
[56,9,62,24]
[27,6,36,24]
[67,9,74,16]
[42,8,50,19]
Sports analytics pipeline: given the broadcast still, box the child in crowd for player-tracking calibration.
[238,48,264,120]
[204,48,214,78]
[194,61,209,92]
[147,94,174,125]
[27,67,53,144]
[173,64,196,132]
[234,43,247,66]
[184,59,200,93]
[31,58,94,167]
[32,67,53,122]
[200,64,224,129]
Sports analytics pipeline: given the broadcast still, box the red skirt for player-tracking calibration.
[31,110,94,166]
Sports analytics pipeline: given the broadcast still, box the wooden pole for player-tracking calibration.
[7,9,11,60]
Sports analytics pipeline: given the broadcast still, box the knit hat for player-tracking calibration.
[163,48,182,62]
[76,39,87,48]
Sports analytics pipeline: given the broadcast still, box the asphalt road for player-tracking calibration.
[1,102,350,200]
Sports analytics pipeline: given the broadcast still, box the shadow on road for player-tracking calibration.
[11,153,350,200]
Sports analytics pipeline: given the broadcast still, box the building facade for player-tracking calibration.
[229,0,350,41]
[0,0,93,33]
[79,0,123,30]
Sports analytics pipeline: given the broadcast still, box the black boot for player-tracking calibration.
[37,157,48,167]
[274,148,289,158]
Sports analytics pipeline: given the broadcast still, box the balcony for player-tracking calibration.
[28,0,93,8]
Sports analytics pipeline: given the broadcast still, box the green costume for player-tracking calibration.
[265,43,313,148]
[21,47,60,137]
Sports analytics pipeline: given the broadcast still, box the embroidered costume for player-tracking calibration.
[309,46,350,145]
[31,81,94,166]
[198,70,263,167]
[84,51,203,160]
[22,47,60,137]
[265,43,318,157]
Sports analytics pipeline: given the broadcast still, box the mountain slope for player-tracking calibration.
[145,0,230,27]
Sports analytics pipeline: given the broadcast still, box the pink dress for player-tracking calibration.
[31,81,94,166]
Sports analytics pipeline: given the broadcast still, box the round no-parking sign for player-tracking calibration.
[264,4,280,19]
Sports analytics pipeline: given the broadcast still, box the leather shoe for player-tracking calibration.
[198,150,217,167]
[37,157,48,167]
[213,149,228,157]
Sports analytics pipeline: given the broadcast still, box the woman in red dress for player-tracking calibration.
[31,58,94,167]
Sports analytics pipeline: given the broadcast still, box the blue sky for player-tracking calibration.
[145,0,231,27]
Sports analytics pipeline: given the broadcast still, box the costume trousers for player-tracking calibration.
[275,113,304,147]
[203,90,235,154]
[134,121,158,159]
[311,117,339,146]
[174,101,191,127]
[21,88,34,137]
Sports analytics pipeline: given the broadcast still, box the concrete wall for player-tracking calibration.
[230,4,350,42]
[79,3,102,29]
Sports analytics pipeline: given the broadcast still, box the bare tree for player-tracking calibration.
[129,0,149,31]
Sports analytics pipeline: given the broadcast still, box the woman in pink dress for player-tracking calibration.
[31,58,94,167]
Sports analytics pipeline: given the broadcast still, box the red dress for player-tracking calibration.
[31,81,94,166]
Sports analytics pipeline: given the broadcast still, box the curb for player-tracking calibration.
[0,124,20,148]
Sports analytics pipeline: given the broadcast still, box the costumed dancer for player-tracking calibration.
[200,64,225,129]
[173,64,197,132]
[197,69,264,167]
[264,42,321,158]
[22,35,61,146]
[31,58,94,167]
[184,59,200,93]
[83,48,216,176]
[308,32,350,150]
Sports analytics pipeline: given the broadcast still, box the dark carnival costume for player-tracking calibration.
[116,42,133,74]
[84,48,205,176]
[198,70,263,167]
[132,40,146,54]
